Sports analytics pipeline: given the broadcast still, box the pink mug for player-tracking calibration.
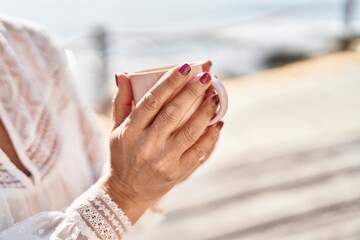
[127,63,228,126]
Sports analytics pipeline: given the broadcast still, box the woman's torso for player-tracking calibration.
[0,15,106,230]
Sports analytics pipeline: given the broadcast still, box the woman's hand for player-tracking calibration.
[100,61,223,223]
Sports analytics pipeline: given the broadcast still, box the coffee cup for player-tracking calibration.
[127,62,228,126]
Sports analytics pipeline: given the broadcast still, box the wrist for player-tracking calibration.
[97,174,151,224]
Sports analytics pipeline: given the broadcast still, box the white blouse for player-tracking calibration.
[0,15,132,239]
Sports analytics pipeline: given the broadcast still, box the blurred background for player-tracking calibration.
[2,0,360,239]
[2,0,359,109]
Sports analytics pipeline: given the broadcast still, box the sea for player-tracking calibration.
[1,0,359,104]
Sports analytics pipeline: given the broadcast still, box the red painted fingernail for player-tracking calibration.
[178,63,191,75]
[114,74,118,87]
[199,72,211,84]
[212,95,219,105]
[216,121,224,130]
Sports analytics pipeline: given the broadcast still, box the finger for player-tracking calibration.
[179,122,223,175]
[152,72,213,136]
[128,63,192,130]
[113,73,133,130]
[200,60,212,72]
[170,92,219,152]
[179,136,217,182]
[200,140,216,164]
[205,85,216,96]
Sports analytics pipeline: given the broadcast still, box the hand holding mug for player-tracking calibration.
[100,62,226,223]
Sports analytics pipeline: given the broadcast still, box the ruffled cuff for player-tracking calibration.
[70,185,132,239]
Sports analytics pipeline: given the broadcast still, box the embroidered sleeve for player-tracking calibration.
[70,186,132,239]
[0,185,132,240]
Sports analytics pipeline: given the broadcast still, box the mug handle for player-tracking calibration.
[209,76,228,125]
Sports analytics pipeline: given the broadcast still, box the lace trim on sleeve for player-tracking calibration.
[52,210,99,240]
[71,186,132,239]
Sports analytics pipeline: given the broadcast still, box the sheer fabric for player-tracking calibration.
[0,15,131,239]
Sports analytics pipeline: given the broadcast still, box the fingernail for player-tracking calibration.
[212,95,219,105]
[216,121,224,130]
[178,63,191,75]
[114,74,118,87]
[199,72,211,84]
[209,60,212,67]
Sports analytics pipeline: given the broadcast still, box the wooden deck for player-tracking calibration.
[116,51,360,240]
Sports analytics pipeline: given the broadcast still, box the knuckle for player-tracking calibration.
[138,147,152,162]
[185,84,201,98]
[209,128,219,142]
[121,119,134,133]
[183,125,198,144]
[119,127,130,140]
[158,164,178,183]
[143,92,161,111]
[172,68,185,79]
[205,103,215,117]
[194,145,205,159]
[139,142,155,160]
[165,71,180,89]
[161,103,182,123]
[140,150,152,162]
[161,69,182,90]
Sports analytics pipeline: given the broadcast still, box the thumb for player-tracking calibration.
[112,73,133,130]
